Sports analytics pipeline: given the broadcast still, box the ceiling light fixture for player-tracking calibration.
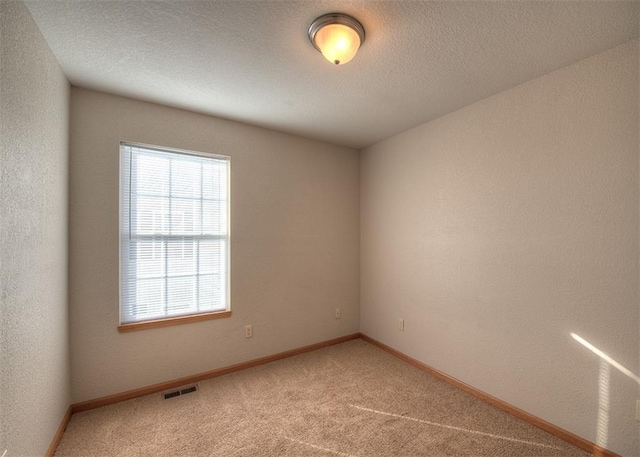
[308,13,365,66]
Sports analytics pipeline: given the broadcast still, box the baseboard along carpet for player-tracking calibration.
[55,339,589,456]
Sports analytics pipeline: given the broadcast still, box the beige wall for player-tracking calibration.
[69,88,360,402]
[0,1,70,455]
[361,40,639,456]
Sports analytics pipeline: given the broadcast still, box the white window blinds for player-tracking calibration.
[120,142,230,324]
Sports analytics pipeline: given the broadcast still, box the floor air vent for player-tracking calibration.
[162,384,198,400]
[180,385,197,395]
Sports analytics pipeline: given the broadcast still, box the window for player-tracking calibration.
[119,142,230,330]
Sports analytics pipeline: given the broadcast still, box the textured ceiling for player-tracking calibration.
[24,1,638,149]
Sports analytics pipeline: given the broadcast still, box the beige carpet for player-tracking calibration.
[55,339,590,456]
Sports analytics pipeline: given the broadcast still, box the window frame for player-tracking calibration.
[118,141,231,332]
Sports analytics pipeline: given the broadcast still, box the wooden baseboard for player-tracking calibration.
[45,406,72,457]
[71,333,361,413]
[360,333,620,457]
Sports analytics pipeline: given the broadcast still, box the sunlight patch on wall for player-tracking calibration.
[570,332,640,449]
[596,360,610,448]
[570,333,640,384]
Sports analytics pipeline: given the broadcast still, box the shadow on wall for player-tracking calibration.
[570,333,640,449]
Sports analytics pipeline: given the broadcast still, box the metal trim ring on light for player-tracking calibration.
[308,13,366,53]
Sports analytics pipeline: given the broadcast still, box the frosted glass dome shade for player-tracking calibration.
[314,24,361,65]
[308,13,365,66]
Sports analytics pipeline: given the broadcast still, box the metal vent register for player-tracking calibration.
[162,384,198,400]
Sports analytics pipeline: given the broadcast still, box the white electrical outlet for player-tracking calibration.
[398,318,404,331]
[636,400,640,421]
[335,308,341,319]
[244,325,253,338]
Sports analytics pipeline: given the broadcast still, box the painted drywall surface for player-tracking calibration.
[0,1,70,455]
[69,88,360,403]
[361,41,639,456]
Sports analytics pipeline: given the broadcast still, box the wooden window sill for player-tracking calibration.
[118,310,232,333]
